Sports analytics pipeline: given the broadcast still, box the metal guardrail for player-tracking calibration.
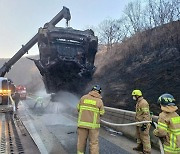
[104,106,136,114]
[104,106,158,120]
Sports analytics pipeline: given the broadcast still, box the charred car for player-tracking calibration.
[34,24,98,93]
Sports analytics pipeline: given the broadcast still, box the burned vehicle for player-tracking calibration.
[0,7,98,94]
[35,24,98,93]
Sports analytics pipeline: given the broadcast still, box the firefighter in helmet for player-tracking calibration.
[13,91,20,110]
[153,94,180,154]
[77,85,105,154]
[34,96,43,108]
[132,90,151,154]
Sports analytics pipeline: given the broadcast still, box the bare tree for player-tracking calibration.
[97,19,120,51]
[116,17,132,41]
[93,0,179,53]
[170,0,180,20]
[123,0,144,33]
[147,0,180,27]
[148,0,159,27]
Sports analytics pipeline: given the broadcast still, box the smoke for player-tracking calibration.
[27,89,79,153]
[53,91,79,108]
[32,89,80,114]
[45,91,79,114]
[35,89,51,101]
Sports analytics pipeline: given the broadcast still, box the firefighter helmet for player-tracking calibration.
[132,90,142,96]
[158,93,176,106]
[92,85,102,94]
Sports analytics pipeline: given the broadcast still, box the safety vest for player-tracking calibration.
[157,116,180,153]
[77,98,105,129]
[136,107,150,113]
[135,97,151,122]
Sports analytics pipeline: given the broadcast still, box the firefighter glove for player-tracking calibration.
[141,124,147,131]
[151,121,156,128]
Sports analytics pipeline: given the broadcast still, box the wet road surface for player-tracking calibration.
[17,98,160,154]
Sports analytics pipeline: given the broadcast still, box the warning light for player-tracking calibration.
[0,90,11,96]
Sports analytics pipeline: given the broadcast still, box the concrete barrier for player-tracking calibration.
[101,106,159,148]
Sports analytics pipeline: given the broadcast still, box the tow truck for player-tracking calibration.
[0,77,15,113]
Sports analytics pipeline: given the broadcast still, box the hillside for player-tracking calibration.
[88,20,180,114]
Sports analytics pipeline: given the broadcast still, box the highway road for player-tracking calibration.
[17,97,160,154]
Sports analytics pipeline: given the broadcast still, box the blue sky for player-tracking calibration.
[0,0,133,58]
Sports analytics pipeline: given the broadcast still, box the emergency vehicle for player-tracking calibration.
[16,85,27,100]
[0,77,15,112]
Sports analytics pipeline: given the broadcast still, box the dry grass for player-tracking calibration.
[90,20,180,114]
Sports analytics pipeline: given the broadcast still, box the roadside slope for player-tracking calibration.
[89,20,180,114]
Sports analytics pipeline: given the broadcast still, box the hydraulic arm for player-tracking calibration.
[0,6,71,77]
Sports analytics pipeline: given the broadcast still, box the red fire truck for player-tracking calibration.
[16,85,27,100]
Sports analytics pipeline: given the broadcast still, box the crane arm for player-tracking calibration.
[0,6,71,77]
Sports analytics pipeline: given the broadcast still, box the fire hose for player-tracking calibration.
[101,106,164,154]
[101,119,164,153]
[101,119,151,126]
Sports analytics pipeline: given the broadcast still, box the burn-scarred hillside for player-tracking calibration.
[88,20,180,115]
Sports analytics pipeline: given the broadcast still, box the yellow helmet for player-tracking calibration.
[132,90,142,96]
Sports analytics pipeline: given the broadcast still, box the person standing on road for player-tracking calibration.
[77,85,105,154]
[13,92,20,110]
[153,94,180,154]
[132,89,151,154]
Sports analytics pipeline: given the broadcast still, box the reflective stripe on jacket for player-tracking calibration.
[36,97,43,103]
[153,106,180,153]
[77,91,105,129]
[135,97,151,123]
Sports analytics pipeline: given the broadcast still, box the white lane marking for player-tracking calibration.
[20,103,48,154]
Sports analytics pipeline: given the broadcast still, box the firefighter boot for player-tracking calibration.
[133,144,143,151]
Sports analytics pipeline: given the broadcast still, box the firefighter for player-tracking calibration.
[132,90,151,154]
[13,92,20,110]
[153,94,180,154]
[77,85,105,154]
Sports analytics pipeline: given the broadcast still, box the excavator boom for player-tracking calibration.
[0,6,71,77]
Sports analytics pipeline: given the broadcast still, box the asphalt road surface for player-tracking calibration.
[17,98,160,154]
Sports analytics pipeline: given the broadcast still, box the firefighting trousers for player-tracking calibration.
[136,124,151,153]
[77,127,99,154]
